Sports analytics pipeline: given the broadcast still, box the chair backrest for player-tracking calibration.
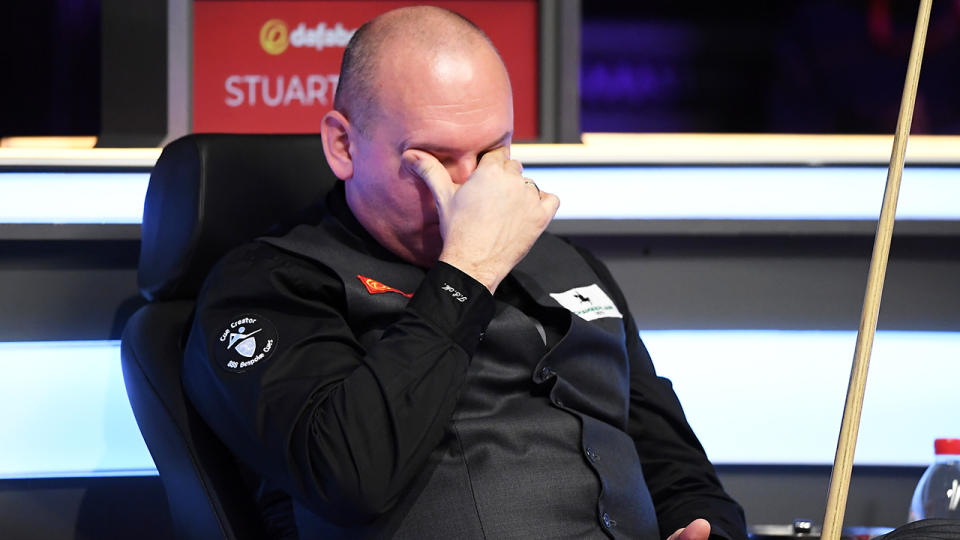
[121,133,339,539]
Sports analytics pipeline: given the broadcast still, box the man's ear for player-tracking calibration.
[320,109,354,180]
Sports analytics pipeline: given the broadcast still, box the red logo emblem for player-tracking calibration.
[357,275,413,298]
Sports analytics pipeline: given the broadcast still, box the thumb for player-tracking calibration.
[667,519,711,540]
[402,149,454,210]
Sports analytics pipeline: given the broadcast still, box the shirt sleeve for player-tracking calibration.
[569,242,748,540]
[182,242,495,526]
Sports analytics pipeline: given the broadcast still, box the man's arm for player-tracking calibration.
[182,242,494,525]
[624,313,747,540]
[571,243,748,540]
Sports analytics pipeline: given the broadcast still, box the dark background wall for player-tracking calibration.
[580,0,960,134]
[0,0,101,136]
[5,1,960,138]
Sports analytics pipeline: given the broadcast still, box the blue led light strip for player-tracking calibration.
[2,167,959,224]
[0,331,957,479]
[0,172,149,224]
[642,330,960,466]
[532,166,960,221]
[0,341,156,479]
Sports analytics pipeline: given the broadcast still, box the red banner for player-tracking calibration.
[193,1,539,140]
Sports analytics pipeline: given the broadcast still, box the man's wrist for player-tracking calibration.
[437,253,504,293]
[405,261,495,356]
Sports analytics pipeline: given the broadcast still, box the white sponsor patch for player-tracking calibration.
[549,284,623,321]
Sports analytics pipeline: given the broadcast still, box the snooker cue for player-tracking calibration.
[819,1,932,538]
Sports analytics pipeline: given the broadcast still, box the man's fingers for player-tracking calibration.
[402,149,454,207]
[538,191,560,218]
[476,146,523,173]
[666,519,711,540]
[478,146,510,165]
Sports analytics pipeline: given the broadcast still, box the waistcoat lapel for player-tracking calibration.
[511,234,631,430]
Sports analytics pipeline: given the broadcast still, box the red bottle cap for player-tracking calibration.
[934,438,960,455]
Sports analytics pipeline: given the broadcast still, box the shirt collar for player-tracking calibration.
[324,181,408,264]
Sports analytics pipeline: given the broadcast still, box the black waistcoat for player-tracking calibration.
[263,218,658,540]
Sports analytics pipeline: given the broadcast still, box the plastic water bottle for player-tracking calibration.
[908,438,960,521]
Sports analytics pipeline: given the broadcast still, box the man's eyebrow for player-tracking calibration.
[398,131,513,155]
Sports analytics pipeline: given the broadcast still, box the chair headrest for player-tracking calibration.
[138,133,338,301]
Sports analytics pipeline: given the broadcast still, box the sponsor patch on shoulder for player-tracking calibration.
[213,314,279,373]
[549,284,623,321]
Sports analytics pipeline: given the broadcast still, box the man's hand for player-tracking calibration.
[666,518,711,540]
[402,147,560,293]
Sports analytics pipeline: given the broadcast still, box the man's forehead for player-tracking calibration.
[369,57,512,150]
[371,26,508,98]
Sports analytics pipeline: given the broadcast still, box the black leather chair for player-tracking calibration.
[120,133,338,539]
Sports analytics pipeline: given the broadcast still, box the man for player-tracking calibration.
[183,6,747,539]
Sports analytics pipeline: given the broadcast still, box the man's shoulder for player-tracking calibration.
[205,239,295,283]
[221,220,343,272]
[533,232,628,306]
[198,227,339,304]
[533,232,606,273]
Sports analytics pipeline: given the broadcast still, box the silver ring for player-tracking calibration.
[524,180,540,195]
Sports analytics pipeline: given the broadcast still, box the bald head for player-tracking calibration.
[333,6,508,132]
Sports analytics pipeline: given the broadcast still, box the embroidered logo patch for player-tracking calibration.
[549,284,622,321]
[357,275,413,298]
[214,314,278,373]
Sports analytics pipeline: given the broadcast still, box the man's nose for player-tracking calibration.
[446,158,477,185]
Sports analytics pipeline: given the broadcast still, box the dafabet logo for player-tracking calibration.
[259,19,356,55]
[260,19,289,55]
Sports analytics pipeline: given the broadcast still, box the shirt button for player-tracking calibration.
[539,366,554,379]
[585,446,599,462]
[602,512,615,529]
